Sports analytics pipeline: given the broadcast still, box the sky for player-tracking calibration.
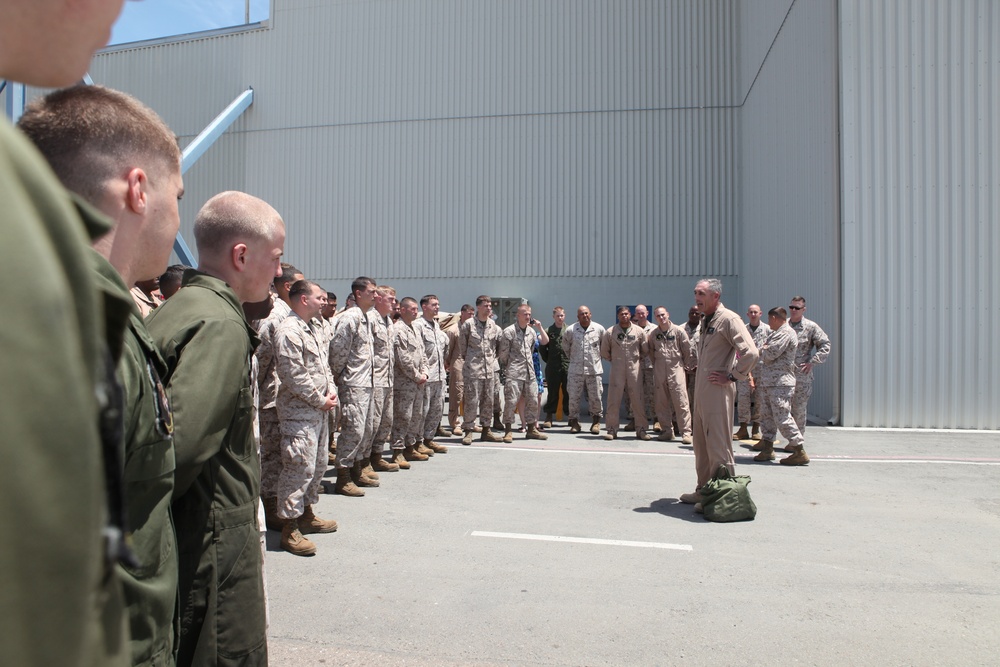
[110,0,270,46]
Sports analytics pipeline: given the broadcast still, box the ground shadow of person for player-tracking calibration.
[633,498,704,523]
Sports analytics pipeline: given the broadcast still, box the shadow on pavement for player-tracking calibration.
[633,498,704,523]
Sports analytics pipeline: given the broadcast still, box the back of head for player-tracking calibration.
[18,85,180,203]
[193,191,281,260]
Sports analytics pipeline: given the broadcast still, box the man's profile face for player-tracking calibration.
[244,225,285,303]
[768,314,783,331]
[577,307,592,328]
[301,285,326,320]
[401,300,419,322]
[694,282,720,314]
[422,298,440,320]
[553,310,565,327]
[460,306,474,321]
[141,162,184,280]
[789,299,806,323]
[374,291,393,316]
[354,282,377,310]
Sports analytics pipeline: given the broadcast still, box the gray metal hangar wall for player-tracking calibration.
[83,0,998,429]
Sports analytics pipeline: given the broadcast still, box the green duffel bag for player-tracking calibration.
[699,464,757,522]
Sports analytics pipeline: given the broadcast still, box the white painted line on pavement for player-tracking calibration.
[471,531,693,551]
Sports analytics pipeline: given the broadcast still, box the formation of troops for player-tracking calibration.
[0,3,831,663]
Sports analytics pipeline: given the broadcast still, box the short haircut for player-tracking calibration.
[278,263,302,286]
[399,296,417,308]
[376,285,396,297]
[351,276,376,297]
[617,306,631,316]
[420,294,439,307]
[461,303,474,312]
[654,306,667,315]
[326,291,338,302]
[159,264,188,286]
[697,278,723,295]
[18,85,180,203]
[768,307,788,320]
[476,295,492,306]
[289,279,321,300]
[553,306,565,315]
[193,191,282,258]
[791,295,806,304]
[517,303,531,313]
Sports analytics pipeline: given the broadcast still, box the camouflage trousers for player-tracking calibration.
[654,363,691,438]
[391,378,421,450]
[624,365,656,421]
[791,374,813,432]
[760,385,804,447]
[276,418,329,519]
[448,368,464,428]
[493,371,503,416]
[334,386,373,468]
[567,373,603,420]
[259,408,281,497]
[368,385,394,453]
[503,377,539,426]
[736,377,761,423]
[421,380,445,440]
[462,376,495,430]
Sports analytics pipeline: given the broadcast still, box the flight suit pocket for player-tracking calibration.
[229,386,255,461]
[215,517,266,660]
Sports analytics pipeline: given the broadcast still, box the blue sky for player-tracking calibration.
[110,0,270,45]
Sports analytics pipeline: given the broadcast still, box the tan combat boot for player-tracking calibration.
[262,495,282,531]
[653,421,662,433]
[299,505,338,534]
[503,424,514,443]
[780,446,810,466]
[751,422,762,439]
[602,430,616,441]
[526,424,548,440]
[281,518,317,556]
[752,437,773,452]
[636,430,651,441]
[679,491,702,505]
[435,425,452,438]
[590,418,601,435]
[424,437,448,453]
[733,423,750,440]
[371,450,400,472]
[481,428,503,443]
[403,444,429,462]
[753,440,775,461]
[334,467,365,497]
[361,461,380,481]
[393,450,411,469]
[452,424,464,436]
[568,418,581,434]
[461,431,474,446]
[352,461,380,487]
[416,441,435,457]
[542,413,553,429]
[681,434,693,444]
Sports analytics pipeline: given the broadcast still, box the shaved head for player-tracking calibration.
[194,191,283,259]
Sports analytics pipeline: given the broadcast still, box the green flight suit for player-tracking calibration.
[92,252,179,667]
[146,271,267,667]
[0,119,129,667]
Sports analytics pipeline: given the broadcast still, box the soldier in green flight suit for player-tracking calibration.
[147,191,285,667]
[0,2,134,666]
[20,85,185,667]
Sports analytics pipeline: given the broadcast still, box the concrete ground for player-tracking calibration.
[263,423,1000,667]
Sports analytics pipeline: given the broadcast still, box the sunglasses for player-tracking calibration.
[788,305,803,310]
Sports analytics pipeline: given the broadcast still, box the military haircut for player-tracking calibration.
[351,276,376,298]
[159,264,188,287]
[289,279,322,300]
[476,295,492,306]
[769,307,788,320]
[517,303,531,314]
[326,291,338,302]
[617,305,631,316]
[278,263,302,285]
[193,191,282,258]
[791,295,806,305]
[461,303,474,313]
[399,296,418,308]
[376,285,396,297]
[553,306,565,315]
[420,294,439,307]
[18,85,180,204]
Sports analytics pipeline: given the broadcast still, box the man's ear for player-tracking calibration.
[126,168,148,214]
[231,243,249,271]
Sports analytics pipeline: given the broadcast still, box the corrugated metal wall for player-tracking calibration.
[840,0,999,428]
[738,0,841,425]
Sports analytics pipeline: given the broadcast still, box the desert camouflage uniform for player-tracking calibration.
[255,297,289,499]
[391,319,427,450]
[415,316,448,439]
[601,324,649,434]
[647,321,694,439]
[274,313,335,520]
[458,317,503,431]
[737,322,771,424]
[758,322,803,447]
[330,306,375,468]
[790,317,831,432]
[499,323,539,425]
[445,321,464,429]
[562,321,606,420]
[368,311,395,455]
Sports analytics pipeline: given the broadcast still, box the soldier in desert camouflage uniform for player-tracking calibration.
[753,307,809,466]
[788,295,831,435]
[274,280,339,555]
[734,304,770,441]
[499,304,549,442]
[414,295,449,455]
[391,297,430,461]
[562,305,606,435]
[445,304,474,434]
[458,295,505,445]
[364,286,401,472]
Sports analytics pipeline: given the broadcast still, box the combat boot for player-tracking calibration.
[416,441,435,457]
[299,505,338,534]
[424,437,448,454]
[526,424,548,440]
[681,435,693,444]
[753,440,775,462]
[492,413,503,431]
[355,461,380,486]
[334,467,364,497]
[653,421,662,433]
[436,425,452,438]
[461,431,474,446]
[780,446,810,466]
[361,461,380,481]
[281,518,317,557]
[590,418,601,435]
[370,450,400,472]
[624,419,636,432]
[452,424,464,436]
[751,422,762,440]
[658,430,674,442]
[752,437,773,452]
[503,424,513,443]
[602,431,616,441]
[542,413,553,429]
[262,495,282,531]
[733,423,750,440]
[679,491,702,505]
[568,418,581,434]
[636,430,651,441]
[393,450,411,469]
[403,444,429,462]
[481,428,503,443]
